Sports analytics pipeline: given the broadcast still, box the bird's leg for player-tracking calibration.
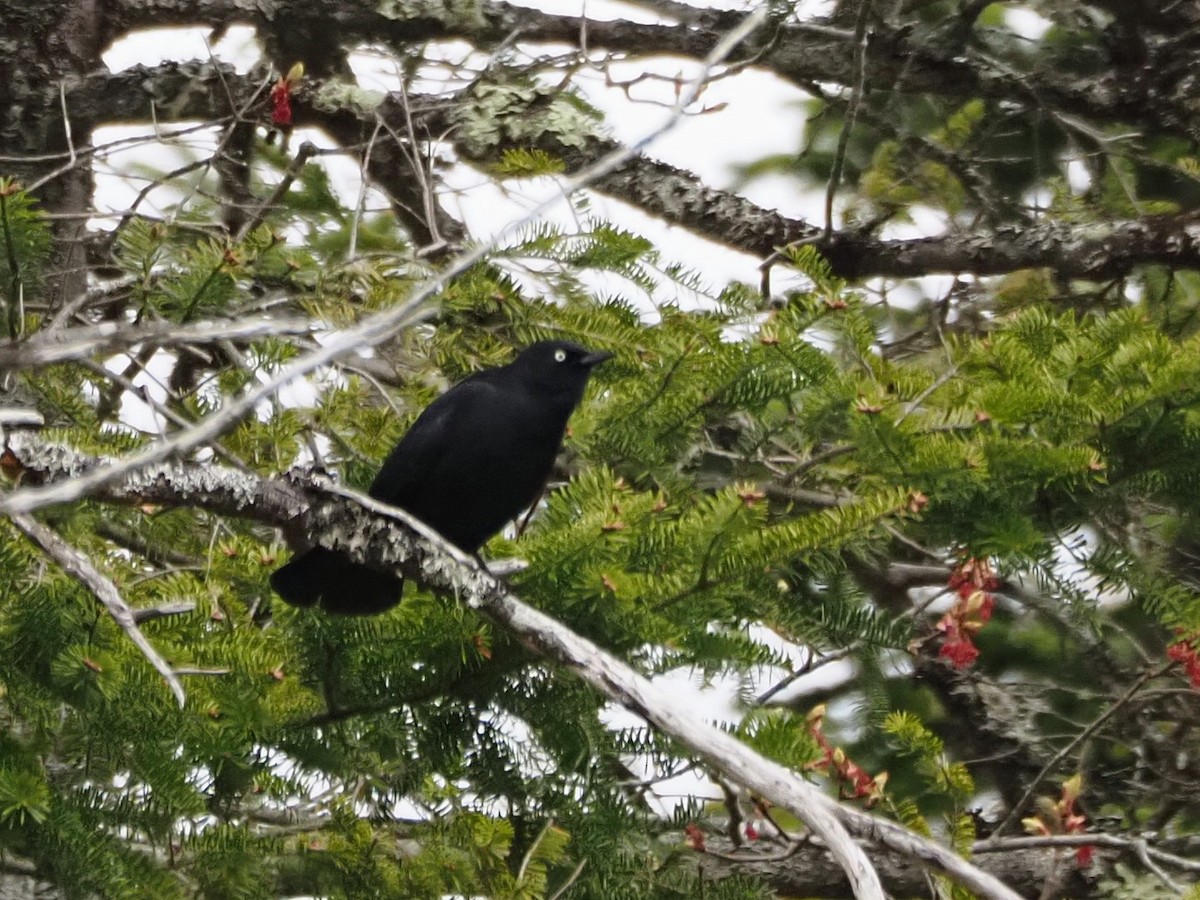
[514,483,548,539]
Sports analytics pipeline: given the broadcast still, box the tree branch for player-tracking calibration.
[0,433,1026,900]
[98,1,1198,142]
[553,139,1200,280]
[696,834,1102,898]
[0,316,311,370]
[53,63,1200,283]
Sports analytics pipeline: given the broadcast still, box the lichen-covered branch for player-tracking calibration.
[94,0,1200,143]
[0,433,1029,900]
[55,64,1200,283]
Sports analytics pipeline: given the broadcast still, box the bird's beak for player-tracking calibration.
[581,349,614,367]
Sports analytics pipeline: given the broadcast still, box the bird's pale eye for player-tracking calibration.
[554,349,567,362]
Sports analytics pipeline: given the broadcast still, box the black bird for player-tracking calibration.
[270,340,612,614]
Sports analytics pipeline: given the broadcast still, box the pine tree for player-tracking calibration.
[2,1,1200,897]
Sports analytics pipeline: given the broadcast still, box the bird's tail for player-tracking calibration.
[270,547,404,615]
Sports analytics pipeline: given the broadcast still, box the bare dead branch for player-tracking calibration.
[976,833,1200,875]
[0,316,312,370]
[0,408,45,429]
[694,834,1100,898]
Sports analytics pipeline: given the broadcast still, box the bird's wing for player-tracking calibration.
[366,377,502,503]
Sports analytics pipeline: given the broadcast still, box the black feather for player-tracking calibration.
[270,341,611,614]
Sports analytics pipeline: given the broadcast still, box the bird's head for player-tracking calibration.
[509,340,613,400]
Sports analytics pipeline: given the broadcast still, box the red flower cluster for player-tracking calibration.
[1022,774,1093,867]
[937,557,998,669]
[683,793,765,853]
[805,705,887,805]
[1167,633,1200,688]
[269,62,305,129]
[270,80,293,128]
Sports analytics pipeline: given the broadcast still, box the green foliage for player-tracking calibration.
[494,148,566,178]
[456,78,603,158]
[883,712,977,900]
[0,766,51,826]
[1098,863,1184,900]
[8,17,1200,891]
[0,180,51,338]
[13,190,1200,889]
[884,711,974,805]
[115,222,292,323]
[737,708,822,770]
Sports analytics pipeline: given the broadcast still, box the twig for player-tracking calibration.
[46,275,138,331]
[975,832,1200,874]
[983,662,1173,841]
[235,141,320,241]
[131,601,197,623]
[59,82,76,165]
[546,858,587,900]
[0,185,25,340]
[1133,838,1186,893]
[107,156,223,245]
[517,818,555,883]
[23,122,225,194]
[895,364,959,426]
[347,121,383,260]
[0,316,311,371]
[95,519,201,568]
[10,512,186,707]
[394,77,443,247]
[778,443,856,484]
[823,0,873,240]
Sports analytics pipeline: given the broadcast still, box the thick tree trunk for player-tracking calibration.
[0,0,105,311]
